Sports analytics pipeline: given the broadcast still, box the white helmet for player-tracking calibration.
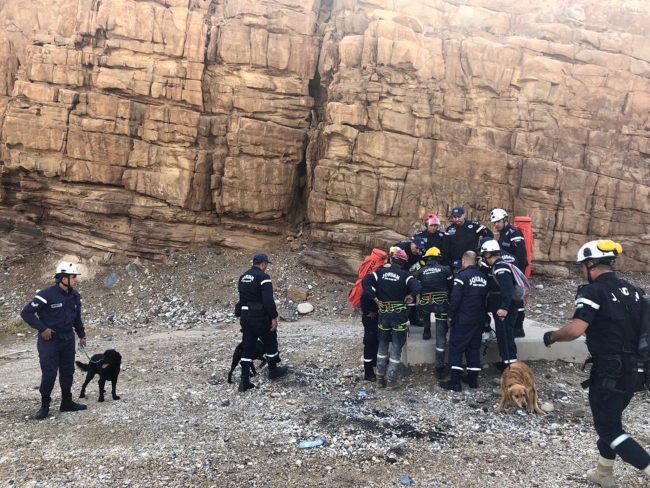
[479,239,501,255]
[55,261,81,276]
[490,208,508,223]
[576,240,622,264]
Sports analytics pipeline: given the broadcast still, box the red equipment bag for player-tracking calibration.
[347,248,387,308]
[513,216,533,278]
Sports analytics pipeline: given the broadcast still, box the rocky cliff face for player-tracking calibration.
[1,0,649,271]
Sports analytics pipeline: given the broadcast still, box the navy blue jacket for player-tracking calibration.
[446,220,493,262]
[498,223,528,271]
[492,258,518,311]
[413,229,449,264]
[395,241,423,274]
[237,266,278,319]
[573,273,645,357]
[417,261,454,295]
[362,264,422,303]
[448,265,488,325]
[21,284,85,341]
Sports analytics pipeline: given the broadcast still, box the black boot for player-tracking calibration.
[440,372,462,392]
[238,375,256,392]
[34,395,51,420]
[435,367,447,380]
[238,362,256,392]
[364,362,376,382]
[466,371,479,389]
[60,390,87,412]
[514,328,525,338]
[268,363,288,380]
[423,325,431,340]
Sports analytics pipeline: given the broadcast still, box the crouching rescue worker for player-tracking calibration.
[236,253,288,392]
[21,261,88,420]
[362,249,421,389]
[544,240,650,487]
[417,247,454,378]
[440,251,488,391]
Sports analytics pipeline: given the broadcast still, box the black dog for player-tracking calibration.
[227,339,266,383]
[75,349,122,402]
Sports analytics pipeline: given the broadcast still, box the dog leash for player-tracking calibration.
[77,344,104,364]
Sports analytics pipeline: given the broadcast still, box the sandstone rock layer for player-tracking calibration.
[1,0,649,271]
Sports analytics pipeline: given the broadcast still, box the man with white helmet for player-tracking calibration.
[490,208,529,338]
[478,239,519,371]
[21,261,88,419]
[544,240,650,487]
[490,208,528,273]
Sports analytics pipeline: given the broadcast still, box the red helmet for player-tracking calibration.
[426,215,440,226]
[392,249,408,262]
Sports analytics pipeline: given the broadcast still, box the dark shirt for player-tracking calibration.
[492,258,518,311]
[498,223,528,271]
[362,264,422,303]
[572,272,644,357]
[396,241,424,274]
[448,265,488,324]
[237,266,278,319]
[446,220,493,262]
[21,284,85,341]
[500,250,520,270]
[413,229,449,264]
[360,290,378,315]
[417,261,454,295]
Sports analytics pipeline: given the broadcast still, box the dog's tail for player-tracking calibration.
[75,361,89,371]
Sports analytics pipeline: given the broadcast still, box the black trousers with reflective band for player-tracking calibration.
[240,315,279,369]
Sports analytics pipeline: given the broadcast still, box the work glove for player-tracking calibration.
[543,331,555,347]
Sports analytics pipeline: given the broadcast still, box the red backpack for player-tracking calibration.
[513,216,534,278]
[348,249,388,308]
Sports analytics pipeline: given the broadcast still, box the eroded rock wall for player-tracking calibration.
[0,0,649,270]
[309,0,650,270]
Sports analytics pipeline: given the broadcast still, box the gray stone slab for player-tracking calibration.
[400,318,588,366]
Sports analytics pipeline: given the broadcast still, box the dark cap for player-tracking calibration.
[451,260,462,269]
[253,253,272,264]
[451,206,465,217]
[411,236,426,251]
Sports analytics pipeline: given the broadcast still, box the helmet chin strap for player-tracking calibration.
[57,274,71,291]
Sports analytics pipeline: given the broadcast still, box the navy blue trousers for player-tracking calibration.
[37,335,76,396]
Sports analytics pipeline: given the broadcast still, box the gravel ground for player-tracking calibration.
[1,245,650,488]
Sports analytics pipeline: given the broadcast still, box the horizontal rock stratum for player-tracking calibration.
[1,0,649,272]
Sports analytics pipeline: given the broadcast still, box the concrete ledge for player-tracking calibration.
[401,318,588,366]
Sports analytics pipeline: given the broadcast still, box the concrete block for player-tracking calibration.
[400,318,588,366]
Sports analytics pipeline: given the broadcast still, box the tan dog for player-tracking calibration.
[494,361,546,414]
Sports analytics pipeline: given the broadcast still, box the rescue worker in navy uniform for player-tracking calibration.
[395,237,426,326]
[440,251,488,391]
[416,247,454,378]
[479,239,518,371]
[478,236,525,341]
[21,261,88,420]
[544,240,650,487]
[360,289,379,382]
[362,249,422,389]
[446,206,493,264]
[236,253,288,392]
[491,208,528,338]
[413,214,449,264]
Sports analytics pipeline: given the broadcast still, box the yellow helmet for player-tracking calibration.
[424,247,441,258]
